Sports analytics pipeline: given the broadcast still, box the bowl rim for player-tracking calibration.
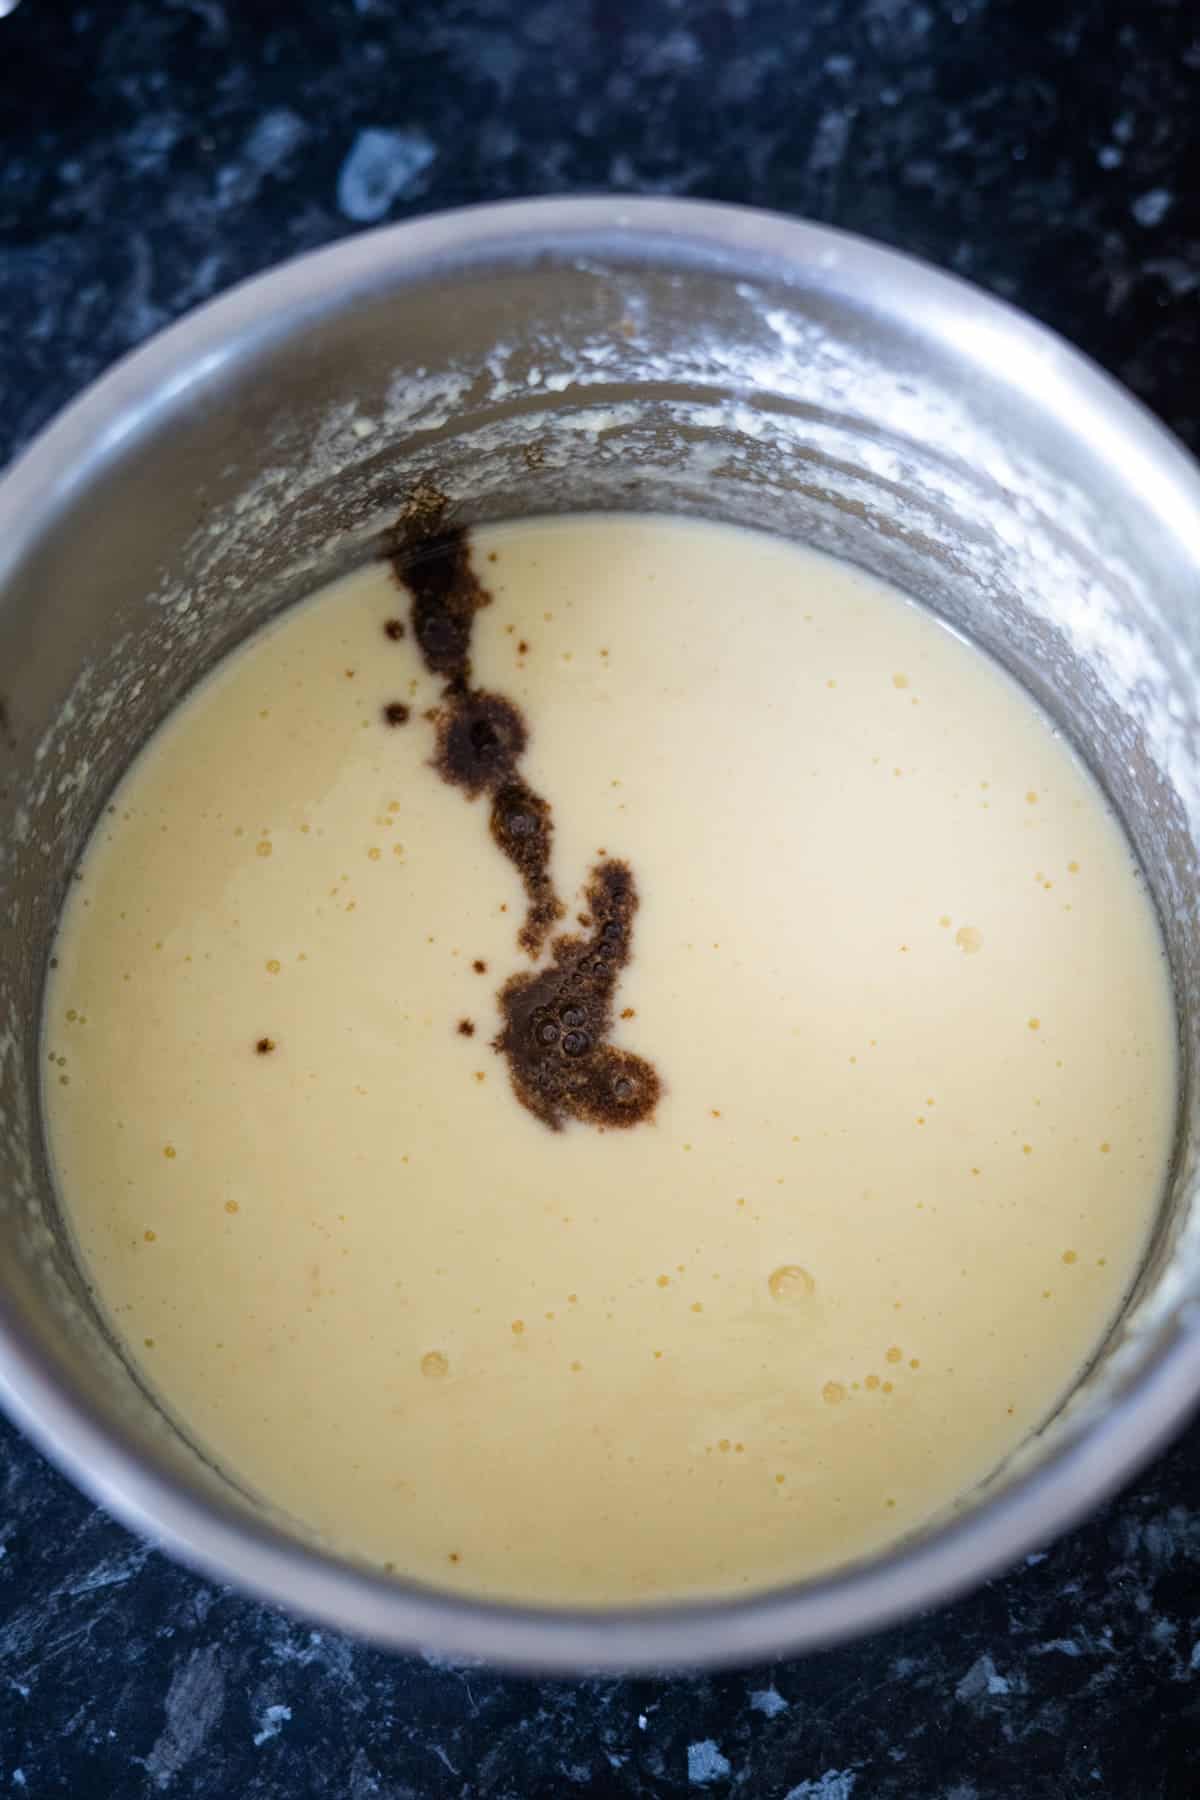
[4,194,1200,1673]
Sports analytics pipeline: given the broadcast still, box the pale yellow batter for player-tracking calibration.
[43,515,1176,1605]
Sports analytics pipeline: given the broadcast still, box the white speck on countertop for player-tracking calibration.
[1131,188,1172,227]
[337,128,436,222]
[784,1773,859,1800]
[688,1740,732,1786]
[252,1703,292,1747]
[749,1685,789,1717]
[143,1647,225,1790]
[955,1653,1012,1701]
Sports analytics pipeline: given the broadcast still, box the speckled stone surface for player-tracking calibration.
[2,2,1200,1794]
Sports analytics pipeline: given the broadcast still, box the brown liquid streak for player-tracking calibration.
[387,501,659,1130]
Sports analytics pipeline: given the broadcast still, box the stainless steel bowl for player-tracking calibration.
[2,198,1199,1673]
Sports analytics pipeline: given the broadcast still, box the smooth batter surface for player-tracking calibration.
[44,515,1176,1605]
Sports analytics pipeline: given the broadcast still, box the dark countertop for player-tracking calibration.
[2,3,1199,1794]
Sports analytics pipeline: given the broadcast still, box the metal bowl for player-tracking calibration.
[1,198,1199,1673]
